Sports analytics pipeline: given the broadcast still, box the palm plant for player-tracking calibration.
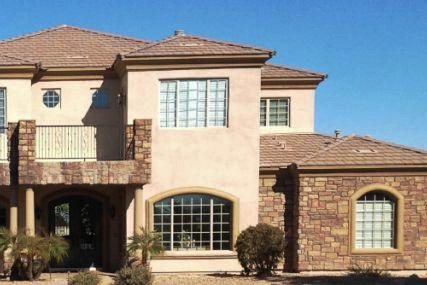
[4,231,69,281]
[127,227,164,267]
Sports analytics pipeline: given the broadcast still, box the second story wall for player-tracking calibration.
[126,67,262,230]
[260,89,315,134]
[30,79,123,126]
[0,79,32,122]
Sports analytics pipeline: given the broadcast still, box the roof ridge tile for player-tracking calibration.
[354,135,427,154]
[0,24,150,44]
[0,53,36,64]
[264,63,326,77]
[296,134,355,165]
[125,32,274,57]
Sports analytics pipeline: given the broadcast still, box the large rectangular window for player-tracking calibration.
[160,79,228,128]
[260,98,290,127]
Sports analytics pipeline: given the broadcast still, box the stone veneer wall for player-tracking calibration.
[16,119,152,185]
[259,172,298,272]
[297,174,427,271]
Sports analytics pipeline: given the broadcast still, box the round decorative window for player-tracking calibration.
[43,90,60,108]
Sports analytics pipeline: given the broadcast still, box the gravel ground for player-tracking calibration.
[1,271,427,284]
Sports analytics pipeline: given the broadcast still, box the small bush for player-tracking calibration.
[115,266,153,285]
[235,223,284,276]
[69,271,100,285]
[348,264,391,278]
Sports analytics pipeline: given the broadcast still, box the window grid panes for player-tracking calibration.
[0,89,5,132]
[260,99,267,126]
[355,192,395,249]
[91,89,109,109]
[178,80,207,127]
[153,194,231,251]
[260,98,290,127]
[43,89,61,108]
[208,80,228,126]
[160,81,177,127]
[160,79,228,128]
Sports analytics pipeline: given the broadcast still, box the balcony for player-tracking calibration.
[0,119,152,186]
[35,125,124,161]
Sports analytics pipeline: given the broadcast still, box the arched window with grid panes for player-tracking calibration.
[153,193,232,251]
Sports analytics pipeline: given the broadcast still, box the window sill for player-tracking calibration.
[152,250,237,260]
[351,248,402,255]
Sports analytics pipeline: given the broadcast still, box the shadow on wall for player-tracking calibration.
[81,80,124,161]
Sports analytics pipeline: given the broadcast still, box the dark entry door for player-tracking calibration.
[48,196,103,268]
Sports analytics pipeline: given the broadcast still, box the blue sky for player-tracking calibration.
[1,0,426,149]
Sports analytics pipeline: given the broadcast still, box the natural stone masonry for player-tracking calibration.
[259,171,299,272]
[16,119,152,185]
[296,174,427,271]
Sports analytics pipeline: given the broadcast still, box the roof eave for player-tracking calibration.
[261,77,325,90]
[294,164,427,172]
[0,64,38,79]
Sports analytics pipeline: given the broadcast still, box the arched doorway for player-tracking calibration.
[48,195,103,268]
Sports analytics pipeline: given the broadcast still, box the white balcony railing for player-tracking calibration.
[36,125,124,161]
[0,127,7,161]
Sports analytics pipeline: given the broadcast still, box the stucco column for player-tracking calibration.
[25,187,35,236]
[9,188,18,234]
[134,187,144,235]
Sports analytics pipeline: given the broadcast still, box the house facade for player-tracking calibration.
[0,25,426,272]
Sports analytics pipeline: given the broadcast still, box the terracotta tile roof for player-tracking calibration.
[125,32,274,57]
[0,53,35,66]
[297,135,427,167]
[261,63,326,79]
[260,133,336,168]
[0,25,149,68]
[260,134,427,168]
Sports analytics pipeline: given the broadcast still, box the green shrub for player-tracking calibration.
[114,266,153,285]
[235,223,284,276]
[69,271,100,285]
[348,264,391,278]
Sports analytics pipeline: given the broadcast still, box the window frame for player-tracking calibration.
[90,88,109,109]
[0,88,6,129]
[350,184,404,255]
[159,78,229,129]
[147,187,239,255]
[42,88,61,109]
[260,97,291,127]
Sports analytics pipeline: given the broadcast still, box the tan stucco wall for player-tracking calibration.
[126,68,261,257]
[30,80,123,126]
[0,79,32,122]
[260,89,315,134]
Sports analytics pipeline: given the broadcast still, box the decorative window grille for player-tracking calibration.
[153,194,232,251]
[160,79,228,128]
[54,203,70,236]
[355,192,395,249]
[260,98,290,126]
[43,89,61,108]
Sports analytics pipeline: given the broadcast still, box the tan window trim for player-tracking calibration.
[146,187,240,256]
[349,183,404,255]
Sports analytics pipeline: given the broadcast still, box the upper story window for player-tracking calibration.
[160,79,228,128]
[91,89,109,109]
[355,192,395,249]
[43,89,61,108]
[260,98,289,127]
[0,88,5,128]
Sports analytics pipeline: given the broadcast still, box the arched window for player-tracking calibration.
[355,191,396,249]
[153,193,232,251]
